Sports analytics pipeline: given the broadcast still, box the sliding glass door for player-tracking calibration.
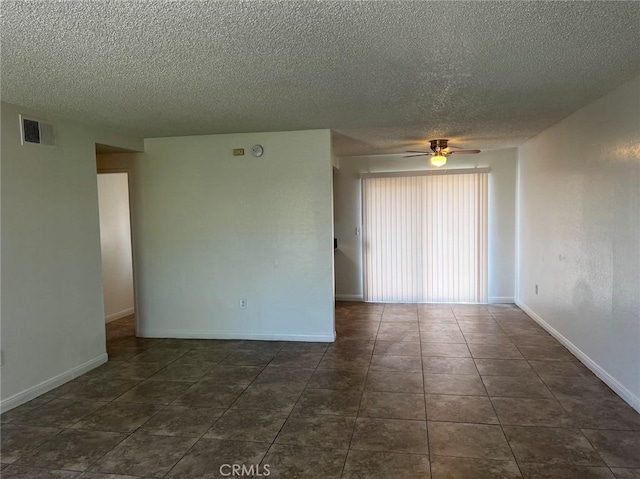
[362,171,488,303]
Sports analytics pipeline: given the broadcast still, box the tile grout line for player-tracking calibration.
[337,303,381,477]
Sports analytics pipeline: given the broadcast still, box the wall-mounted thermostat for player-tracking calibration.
[251,145,264,157]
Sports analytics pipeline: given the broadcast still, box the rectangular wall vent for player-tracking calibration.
[19,114,56,148]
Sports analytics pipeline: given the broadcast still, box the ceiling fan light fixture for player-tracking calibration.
[430,152,447,167]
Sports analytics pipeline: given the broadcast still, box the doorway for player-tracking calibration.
[96,171,136,339]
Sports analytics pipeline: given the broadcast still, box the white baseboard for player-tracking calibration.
[0,353,108,413]
[489,297,515,304]
[138,329,336,343]
[517,301,640,413]
[105,307,134,323]
[335,294,363,302]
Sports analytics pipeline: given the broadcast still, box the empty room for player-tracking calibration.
[1,1,639,478]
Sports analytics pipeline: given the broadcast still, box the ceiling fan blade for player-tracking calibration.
[405,150,430,153]
[449,149,481,155]
[403,154,431,158]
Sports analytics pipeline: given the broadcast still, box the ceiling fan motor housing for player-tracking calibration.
[430,139,448,152]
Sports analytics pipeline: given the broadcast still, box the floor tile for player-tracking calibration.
[468,343,524,359]
[251,366,314,387]
[542,377,622,402]
[582,429,640,468]
[269,351,324,368]
[482,376,554,399]
[307,368,367,390]
[114,380,191,405]
[280,341,330,353]
[364,370,424,393]
[426,395,498,424]
[474,359,534,377]
[202,365,262,386]
[359,391,426,420]
[423,357,478,375]
[370,355,422,372]
[421,343,471,358]
[294,388,361,416]
[1,398,55,424]
[431,456,521,479]
[0,424,61,464]
[350,417,428,454]
[172,381,246,408]
[504,426,604,466]
[172,349,230,366]
[275,413,355,449]
[232,384,301,414]
[611,468,640,478]
[326,340,375,354]
[147,362,214,382]
[16,429,125,471]
[204,409,288,443]
[373,340,421,357]
[98,362,165,381]
[517,345,576,361]
[137,406,224,437]
[492,397,574,427]
[130,348,187,364]
[560,399,640,430]
[342,449,430,478]
[463,333,513,345]
[528,360,594,378]
[420,331,466,344]
[15,400,106,429]
[71,402,162,433]
[57,379,141,402]
[423,374,487,396]
[89,432,196,477]
[235,341,286,353]
[318,351,371,371]
[261,444,346,479]
[0,465,80,478]
[222,350,276,367]
[168,438,269,478]
[518,463,615,478]
[428,421,513,460]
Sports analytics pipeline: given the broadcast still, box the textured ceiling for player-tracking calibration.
[2,1,639,156]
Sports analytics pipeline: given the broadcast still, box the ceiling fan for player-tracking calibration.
[405,139,481,167]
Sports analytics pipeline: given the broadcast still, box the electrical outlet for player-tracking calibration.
[239,298,248,310]
[535,284,539,295]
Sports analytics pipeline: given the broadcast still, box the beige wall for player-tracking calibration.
[334,149,517,303]
[128,130,335,341]
[1,102,143,411]
[517,75,640,411]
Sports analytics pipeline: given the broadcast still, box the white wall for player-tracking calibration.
[97,172,134,322]
[1,102,143,411]
[517,75,640,411]
[128,130,335,341]
[334,149,517,303]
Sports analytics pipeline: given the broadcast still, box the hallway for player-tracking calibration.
[1,304,639,478]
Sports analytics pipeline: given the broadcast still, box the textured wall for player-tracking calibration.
[130,130,335,341]
[517,75,640,409]
[1,102,143,408]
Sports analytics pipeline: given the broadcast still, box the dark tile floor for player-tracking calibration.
[2,304,640,478]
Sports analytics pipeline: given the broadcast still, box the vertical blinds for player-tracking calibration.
[362,172,488,303]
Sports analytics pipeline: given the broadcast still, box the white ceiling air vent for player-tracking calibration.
[19,114,56,148]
